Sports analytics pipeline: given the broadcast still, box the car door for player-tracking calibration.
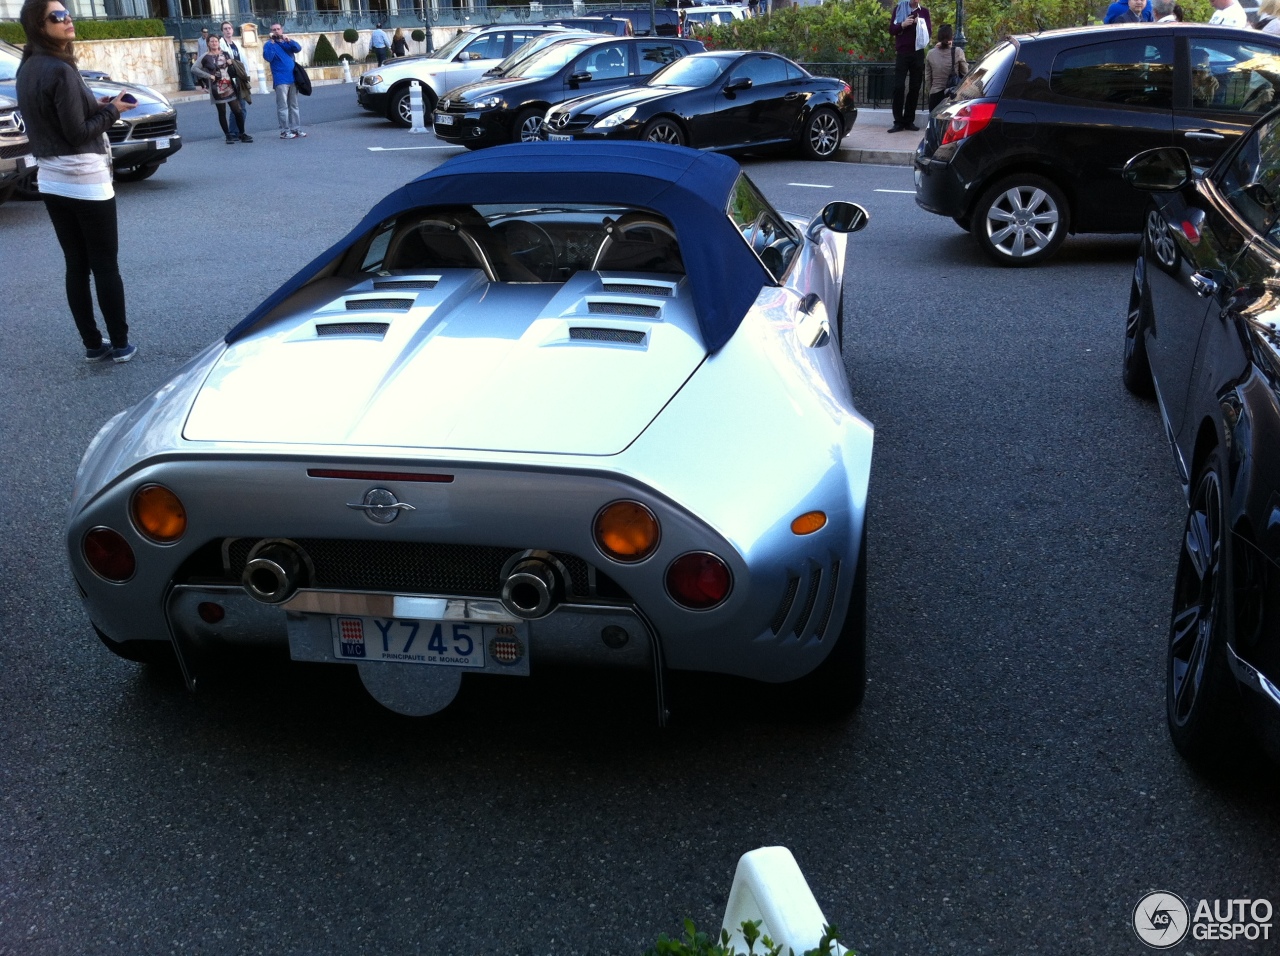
[713,54,797,148]
[1173,30,1280,170]
[561,41,634,100]
[1043,34,1175,232]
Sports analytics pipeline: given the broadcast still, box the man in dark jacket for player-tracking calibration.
[888,0,931,133]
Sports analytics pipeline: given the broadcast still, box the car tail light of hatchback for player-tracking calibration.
[941,101,997,146]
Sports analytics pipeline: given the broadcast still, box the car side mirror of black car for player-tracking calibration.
[1123,147,1194,192]
[569,71,592,85]
[723,76,752,94]
[807,201,870,240]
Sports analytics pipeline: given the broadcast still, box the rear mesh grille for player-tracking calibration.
[771,575,800,635]
[316,322,389,337]
[374,279,438,290]
[588,302,661,317]
[793,566,824,638]
[600,282,671,297]
[345,298,414,312]
[570,327,646,344]
[812,560,840,640]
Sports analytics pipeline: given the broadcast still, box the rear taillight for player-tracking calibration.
[666,552,731,610]
[84,528,136,582]
[941,102,997,146]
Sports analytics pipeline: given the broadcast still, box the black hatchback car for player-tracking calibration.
[433,34,703,148]
[914,24,1280,266]
[1122,111,1280,769]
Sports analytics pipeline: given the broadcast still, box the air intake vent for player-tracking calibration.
[569,327,646,344]
[345,297,414,312]
[588,301,661,318]
[770,575,800,636]
[812,560,840,640]
[600,282,672,297]
[793,566,824,639]
[374,279,438,291]
[317,322,389,337]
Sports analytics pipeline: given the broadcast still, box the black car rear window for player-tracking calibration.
[953,40,1015,103]
[1050,37,1173,109]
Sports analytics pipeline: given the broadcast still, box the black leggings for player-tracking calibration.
[43,192,129,349]
[215,98,245,137]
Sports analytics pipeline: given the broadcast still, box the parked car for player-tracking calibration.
[357,24,567,126]
[434,35,703,147]
[679,5,747,35]
[0,39,180,183]
[913,24,1280,266]
[538,16,636,37]
[479,29,598,80]
[541,51,855,161]
[1122,111,1280,767]
[0,91,36,204]
[543,8,681,37]
[65,142,873,721]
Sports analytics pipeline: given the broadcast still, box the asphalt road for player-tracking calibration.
[2,87,1277,955]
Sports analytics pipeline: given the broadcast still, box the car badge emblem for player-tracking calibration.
[489,626,525,666]
[347,487,416,524]
[439,98,450,111]
[13,110,25,135]
[552,112,569,129]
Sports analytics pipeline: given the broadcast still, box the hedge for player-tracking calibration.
[0,18,165,44]
[312,33,339,66]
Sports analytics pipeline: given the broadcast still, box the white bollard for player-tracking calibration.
[341,58,352,83]
[408,80,429,134]
[721,847,848,955]
[257,65,269,95]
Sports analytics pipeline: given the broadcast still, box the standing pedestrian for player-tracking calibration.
[391,27,408,58]
[14,0,138,363]
[1208,0,1248,26]
[195,27,210,90]
[370,22,390,66]
[1153,0,1178,21]
[262,23,305,139]
[1103,0,1152,22]
[191,35,250,144]
[1257,0,1280,32]
[218,20,253,138]
[888,0,930,133]
[923,23,966,112]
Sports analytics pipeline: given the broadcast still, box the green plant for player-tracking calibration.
[0,17,165,43]
[645,920,853,956]
[411,28,426,42]
[312,33,339,66]
[339,52,355,62]
[343,27,360,44]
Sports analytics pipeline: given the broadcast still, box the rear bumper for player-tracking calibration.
[913,147,969,218]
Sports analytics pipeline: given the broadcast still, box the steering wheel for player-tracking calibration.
[493,220,558,281]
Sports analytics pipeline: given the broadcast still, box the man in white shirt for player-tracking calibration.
[1208,0,1248,26]
[1153,0,1177,20]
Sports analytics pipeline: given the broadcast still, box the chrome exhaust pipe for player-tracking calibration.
[242,542,308,605]
[500,558,559,619]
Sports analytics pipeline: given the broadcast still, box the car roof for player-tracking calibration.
[227,143,770,353]
[1007,22,1269,44]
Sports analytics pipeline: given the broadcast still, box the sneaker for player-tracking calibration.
[225,134,238,144]
[84,343,112,362]
[110,344,137,364]
[280,130,296,139]
[293,129,307,138]
[239,133,253,143]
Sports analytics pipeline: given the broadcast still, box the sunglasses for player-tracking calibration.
[46,10,72,23]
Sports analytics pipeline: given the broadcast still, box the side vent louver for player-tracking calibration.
[345,297,414,312]
[793,566,824,638]
[588,301,661,318]
[570,327,646,345]
[374,279,438,291]
[600,282,672,297]
[771,575,801,636]
[812,560,841,640]
[317,322,390,338]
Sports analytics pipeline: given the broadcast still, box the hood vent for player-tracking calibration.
[569,327,646,345]
[588,301,661,318]
[599,281,672,297]
[374,278,438,291]
[345,297,415,312]
[316,322,390,338]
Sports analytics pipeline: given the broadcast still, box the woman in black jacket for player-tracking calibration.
[15,0,139,363]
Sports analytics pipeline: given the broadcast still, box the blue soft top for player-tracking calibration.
[225,143,770,353]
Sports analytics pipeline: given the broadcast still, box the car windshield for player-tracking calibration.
[430,29,480,61]
[492,33,585,74]
[648,53,734,87]
[506,39,598,78]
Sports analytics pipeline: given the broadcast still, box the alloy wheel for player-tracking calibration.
[1147,208,1178,269]
[519,113,543,142]
[1169,467,1222,729]
[982,184,1062,261]
[644,120,684,146]
[805,110,841,158]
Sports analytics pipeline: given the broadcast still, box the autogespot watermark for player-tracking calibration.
[1132,891,1274,948]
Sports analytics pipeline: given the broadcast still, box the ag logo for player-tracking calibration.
[1133,891,1190,949]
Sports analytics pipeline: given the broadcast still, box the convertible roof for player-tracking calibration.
[225,143,771,353]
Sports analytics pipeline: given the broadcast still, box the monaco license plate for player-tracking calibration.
[154,137,169,150]
[331,616,523,667]
[547,133,571,142]
[434,113,454,126]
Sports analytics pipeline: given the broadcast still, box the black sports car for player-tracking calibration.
[1123,109,1280,769]
[540,51,856,161]
[433,35,703,148]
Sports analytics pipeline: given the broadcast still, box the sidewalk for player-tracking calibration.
[836,108,921,166]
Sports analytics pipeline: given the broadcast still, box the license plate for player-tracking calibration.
[18,154,34,168]
[547,133,572,142]
[434,113,454,126]
[331,616,521,667]
[154,137,169,150]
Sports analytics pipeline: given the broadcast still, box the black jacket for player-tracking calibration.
[15,49,118,159]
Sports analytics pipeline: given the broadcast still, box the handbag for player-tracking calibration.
[944,46,963,95]
[293,61,312,96]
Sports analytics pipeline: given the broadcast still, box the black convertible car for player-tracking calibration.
[541,50,856,161]
[1123,108,1280,769]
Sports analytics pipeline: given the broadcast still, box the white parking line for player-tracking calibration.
[787,182,833,188]
[367,145,461,152]
[875,189,916,194]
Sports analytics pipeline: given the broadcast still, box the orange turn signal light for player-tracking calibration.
[131,484,187,543]
[790,511,827,535]
[594,500,660,562]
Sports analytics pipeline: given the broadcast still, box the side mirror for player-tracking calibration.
[569,71,592,86]
[723,76,752,94]
[806,201,870,240]
[1123,147,1193,192]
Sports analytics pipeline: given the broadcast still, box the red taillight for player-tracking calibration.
[666,552,731,610]
[941,101,997,146]
[83,527,136,582]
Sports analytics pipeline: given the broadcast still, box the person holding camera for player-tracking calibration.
[888,0,931,133]
[262,23,305,139]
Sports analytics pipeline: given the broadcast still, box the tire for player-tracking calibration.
[113,162,161,183]
[95,625,178,666]
[1123,258,1155,397]
[972,174,1069,267]
[799,107,842,160]
[1167,447,1246,768]
[642,117,685,147]
[391,83,436,128]
[513,107,545,144]
[0,184,12,205]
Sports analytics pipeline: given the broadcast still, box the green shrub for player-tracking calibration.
[312,33,339,66]
[0,22,24,43]
[343,27,360,43]
[339,52,355,62]
[411,28,426,42]
[646,920,853,956]
[0,17,165,44]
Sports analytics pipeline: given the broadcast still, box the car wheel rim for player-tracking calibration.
[1148,209,1177,268]
[984,185,1060,259]
[809,113,839,155]
[520,116,542,142]
[646,124,680,145]
[397,95,412,124]
[1169,468,1222,727]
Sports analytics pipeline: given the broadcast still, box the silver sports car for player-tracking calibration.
[67,143,873,721]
